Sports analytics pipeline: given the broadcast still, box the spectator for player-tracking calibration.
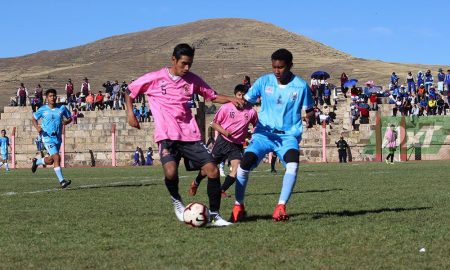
[411,104,420,124]
[17,83,28,106]
[417,84,426,101]
[369,92,378,110]
[112,80,121,98]
[340,72,349,98]
[417,71,424,88]
[243,75,251,89]
[133,105,141,121]
[427,96,437,115]
[86,92,95,111]
[68,94,77,111]
[81,77,91,97]
[436,96,445,115]
[133,147,140,166]
[94,91,104,110]
[390,72,399,87]
[72,108,79,124]
[323,84,331,106]
[350,105,360,131]
[358,102,370,124]
[34,134,44,153]
[445,69,450,92]
[424,70,433,92]
[146,147,153,166]
[406,71,416,94]
[350,85,359,101]
[384,124,397,164]
[335,136,349,163]
[437,68,445,94]
[34,84,44,107]
[65,79,74,102]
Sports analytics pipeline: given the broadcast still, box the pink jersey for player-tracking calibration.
[213,103,258,145]
[128,68,217,142]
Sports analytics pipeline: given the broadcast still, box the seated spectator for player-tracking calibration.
[358,102,370,124]
[323,85,331,106]
[436,95,445,115]
[86,92,95,111]
[427,97,437,115]
[369,92,378,110]
[94,91,105,110]
[133,105,141,121]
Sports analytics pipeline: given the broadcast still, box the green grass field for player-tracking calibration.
[1,161,450,269]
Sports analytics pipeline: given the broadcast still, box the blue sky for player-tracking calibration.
[2,0,449,65]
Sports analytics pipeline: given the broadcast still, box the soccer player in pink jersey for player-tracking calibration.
[125,43,244,227]
[188,84,258,198]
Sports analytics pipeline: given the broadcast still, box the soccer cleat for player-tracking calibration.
[210,213,232,227]
[385,159,389,164]
[60,179,72,189]
[230,204,246,223]
[31,158,38,173]
[221,191,231,198]
[272,204,289,222]
[171,197,185,222]
[188,180,199,196]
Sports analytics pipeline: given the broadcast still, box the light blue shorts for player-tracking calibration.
[1,153,8,161]
[43,137,61,156]
[244,131,300,167]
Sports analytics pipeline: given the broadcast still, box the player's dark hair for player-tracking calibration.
[1,129,5,133]
[172,43,195,60]
[271,49,293,65]
[45,88,57,96]
[234,84,248,95]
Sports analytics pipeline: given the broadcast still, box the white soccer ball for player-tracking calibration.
[183,202,210,227]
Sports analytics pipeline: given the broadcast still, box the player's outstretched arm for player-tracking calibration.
[125,92,140,129]
[212,94,245,108]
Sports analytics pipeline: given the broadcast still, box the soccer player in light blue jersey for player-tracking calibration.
[230,49,315,222]
[31,89,72,188]
[0,129,12,172]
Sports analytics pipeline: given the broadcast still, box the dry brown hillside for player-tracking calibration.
[0,18,448,109]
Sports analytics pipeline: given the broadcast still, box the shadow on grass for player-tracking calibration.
[68,182,158,191]
[237,206,432,223]
[310,206,432,219]
[248,188,344,197]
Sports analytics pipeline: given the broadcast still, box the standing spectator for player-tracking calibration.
[72,108,79,124]
[68,94,77,111]
[139,104,146,122]
[411,104,420,124]
[323,83,331,105]
[34,134,44,153]
[350,105,360,131]
[132,105,141,122]
[310,77,319,105]
[17,83,28,106]
[445,69,450,92]
[384,125,397,164]
[81,77,91,97]
[335,136,348,163]
[406,72,416,94]
[0,129,12,172]
[34,84,44,106]
[146,147,154,166]
[125,43,244,226]
[112,80,121,99]
[65,79,74,102]
[120,80,128,92]
[340,72,349,98]
[133,147,140,166]
[437,68,445,94]
[417,71,424,88]
[424,70,433,92]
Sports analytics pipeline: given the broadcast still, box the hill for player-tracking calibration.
[0,18,447,109]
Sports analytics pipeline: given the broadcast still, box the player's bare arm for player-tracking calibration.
[31,117,42,134]
[212,94,245,108]
[305,108,315,128]
[62,117,72,126]
[211,122,231,137]
[125,92,140,129]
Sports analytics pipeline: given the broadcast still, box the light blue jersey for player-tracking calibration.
[33,105,71,155]
[245,73,314,139]
[0,136,9,157]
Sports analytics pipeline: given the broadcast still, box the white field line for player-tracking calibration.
[2,176,188,197]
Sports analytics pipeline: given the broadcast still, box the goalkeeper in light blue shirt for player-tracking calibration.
[31,88,72,188]
[230,48,315,223]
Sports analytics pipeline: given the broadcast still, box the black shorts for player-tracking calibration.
[158,140,214,171]
[211,135,243,164]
